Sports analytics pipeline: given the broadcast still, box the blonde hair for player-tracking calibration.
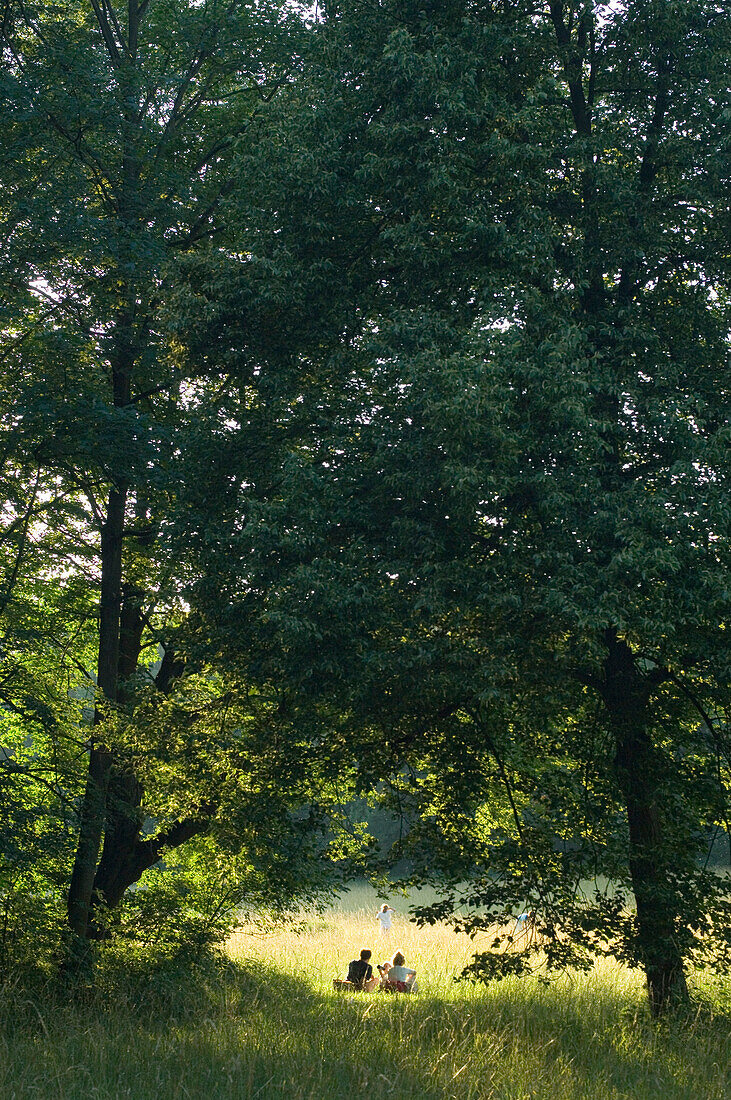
[391,951,405,967]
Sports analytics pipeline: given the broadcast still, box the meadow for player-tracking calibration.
[1,884,729,1100]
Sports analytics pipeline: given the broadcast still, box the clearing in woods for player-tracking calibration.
[2,884,729,1100]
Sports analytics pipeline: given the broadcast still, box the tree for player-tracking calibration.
[196,0,731,1013]
[0,0,354,971]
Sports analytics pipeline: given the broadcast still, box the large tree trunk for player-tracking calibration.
[65,325,132,958]
[87,586,145,937]
[86,580,197,934]
[65,484,126,947]
[92,813,212,915]
[601,631,689,1015]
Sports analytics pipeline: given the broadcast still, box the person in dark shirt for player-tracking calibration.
[345,948,377,991]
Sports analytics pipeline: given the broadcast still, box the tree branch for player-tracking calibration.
[89,0,122,66]
[549,1,591,135]
[0,468,41,615]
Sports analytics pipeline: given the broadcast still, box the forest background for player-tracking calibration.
[1,0,730,1029]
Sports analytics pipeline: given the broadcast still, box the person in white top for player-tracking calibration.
[382,950,417,992]
[376,903,395,937]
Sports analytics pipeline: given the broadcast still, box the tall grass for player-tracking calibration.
[2,888,729,1099]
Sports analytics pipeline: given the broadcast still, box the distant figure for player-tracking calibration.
[345,948,378,991]
[381,950,417,993]
[513,910,536,941]
[377,903,395,937]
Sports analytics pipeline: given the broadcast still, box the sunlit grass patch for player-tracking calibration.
[1,895,729,1099]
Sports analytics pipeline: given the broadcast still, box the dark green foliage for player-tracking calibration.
[0,0,353,973]
[186,0,731,1013]
[2,0,730,1016]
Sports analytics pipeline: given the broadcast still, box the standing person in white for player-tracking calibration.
[377,903,395,937]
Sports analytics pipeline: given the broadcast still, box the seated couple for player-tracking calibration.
[335,949,417,993]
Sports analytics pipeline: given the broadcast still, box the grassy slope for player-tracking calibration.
[2,888,729,1100]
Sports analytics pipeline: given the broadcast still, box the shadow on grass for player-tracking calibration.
[2,956,730,1099]
[159,958,730,1099]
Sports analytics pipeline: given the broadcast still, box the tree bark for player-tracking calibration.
[91,811,213,917]
[601,631,689,1015]
[66,321,132,953]
[86,585,145,937]
[87,603,190,936]
[66,484,126,943]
